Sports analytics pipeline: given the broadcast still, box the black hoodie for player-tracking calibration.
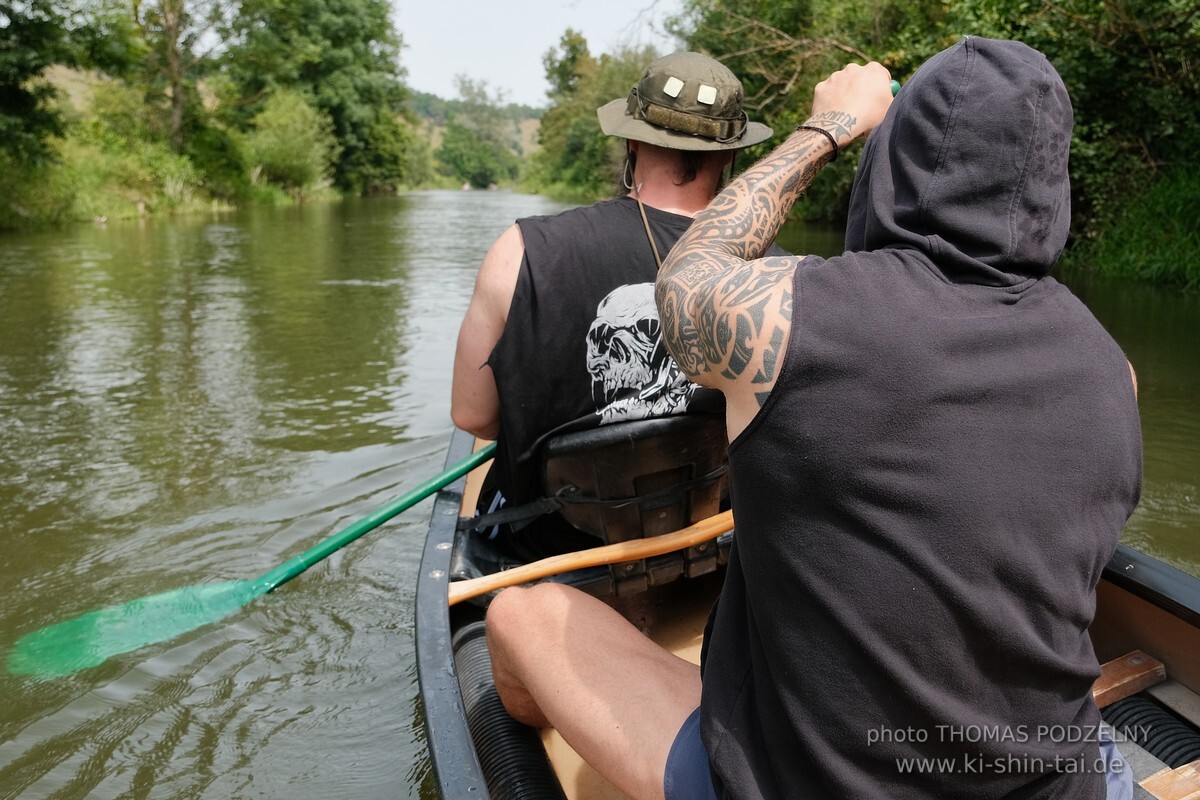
[700,37,1142,799]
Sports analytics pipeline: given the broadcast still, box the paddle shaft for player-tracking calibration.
[447,509,734,606]
[259,442,497,592]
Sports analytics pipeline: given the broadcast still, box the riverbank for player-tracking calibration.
[1060,168,1200,290]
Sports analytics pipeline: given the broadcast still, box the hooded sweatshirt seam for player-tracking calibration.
[1006,63,1051,263]
[920,37,975,263]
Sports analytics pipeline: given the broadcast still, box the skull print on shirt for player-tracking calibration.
[585,283,698,425]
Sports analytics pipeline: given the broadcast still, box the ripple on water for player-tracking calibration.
[1,438,443,799]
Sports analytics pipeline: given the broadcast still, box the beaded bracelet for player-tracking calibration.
[796,125,839,161]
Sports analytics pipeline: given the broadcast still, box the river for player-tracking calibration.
[0,191,1196,798]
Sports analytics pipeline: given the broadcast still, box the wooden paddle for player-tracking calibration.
[447,509,735,606]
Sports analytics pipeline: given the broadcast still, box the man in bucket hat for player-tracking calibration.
[452,52,778,561]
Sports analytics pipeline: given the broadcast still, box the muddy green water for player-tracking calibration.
[0,192,1196,798]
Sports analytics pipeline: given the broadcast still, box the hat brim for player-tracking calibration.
[596,98,773,152]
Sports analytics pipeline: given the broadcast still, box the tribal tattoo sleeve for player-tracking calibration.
[656,117,851,406]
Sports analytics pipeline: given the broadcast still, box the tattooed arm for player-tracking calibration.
[656,62,893,438]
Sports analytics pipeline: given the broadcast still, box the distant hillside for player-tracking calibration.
[407,90,543,156]
[407,90,541,126]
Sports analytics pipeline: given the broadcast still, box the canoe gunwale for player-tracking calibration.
[1104,544,1200,630]
[416,429,491,799]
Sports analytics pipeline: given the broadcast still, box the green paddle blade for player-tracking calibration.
[7,442,497,678]
[7,579,268,678]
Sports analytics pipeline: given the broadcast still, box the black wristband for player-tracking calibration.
[796,125,839,161]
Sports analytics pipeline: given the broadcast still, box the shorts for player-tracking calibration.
[1100,724,1134,800]
[664,707,718,800]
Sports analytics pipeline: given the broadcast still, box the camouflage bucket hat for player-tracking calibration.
[596,51,773,152]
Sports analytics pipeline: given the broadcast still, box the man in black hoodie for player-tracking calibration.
[487,38,1141,800]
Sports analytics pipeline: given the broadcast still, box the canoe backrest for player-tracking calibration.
[540,414,727,545]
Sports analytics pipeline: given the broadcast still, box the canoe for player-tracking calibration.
[415,426,1200,799]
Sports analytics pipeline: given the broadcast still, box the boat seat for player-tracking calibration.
[540,413,729,595]
[1095,651,1168,708]
[540,413,727,541]
[451,414,731,600]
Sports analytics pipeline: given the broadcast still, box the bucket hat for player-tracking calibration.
[597,52,773,152]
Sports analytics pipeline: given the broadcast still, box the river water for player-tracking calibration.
[0,191,1196,798]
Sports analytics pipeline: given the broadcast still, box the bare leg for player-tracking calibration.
[486,583,702,800]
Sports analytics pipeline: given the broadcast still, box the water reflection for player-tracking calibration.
[0,190,569,799]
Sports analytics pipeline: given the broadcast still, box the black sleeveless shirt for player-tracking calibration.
[483,197,726,552]
[699,39,1143,799]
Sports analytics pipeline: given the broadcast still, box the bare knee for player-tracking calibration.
[485,584,576,726]
[485,584,537,635]
[486,583,576,673]
[488,583,572,635]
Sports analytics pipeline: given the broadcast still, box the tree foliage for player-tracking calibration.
[435,77,520,188]
[1,1,76,161]
[247,88,338,194]
[221,0,411,194]
[131,0,228,151]
[526,31,659,201]
[4,0,1194,289]
[662,0,1200,239]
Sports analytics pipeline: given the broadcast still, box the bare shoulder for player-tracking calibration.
[474,223,526,316]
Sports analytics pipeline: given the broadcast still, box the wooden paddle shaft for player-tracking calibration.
[447,510,734,606]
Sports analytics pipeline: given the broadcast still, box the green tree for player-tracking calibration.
[436,119,506,187]
[543,27,594,98]
[666,0,1200,240]
[0,0,146,227]
[131,0,228,151]
[435,77,520,188]
[527,33,658,201]
[221,0,412,194]
[666,0,955,219]
[1,1,75,162]
[247,88,338,194]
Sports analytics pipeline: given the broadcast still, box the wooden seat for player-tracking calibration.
[1095,650,1167,708]
[1141,760,1200,800]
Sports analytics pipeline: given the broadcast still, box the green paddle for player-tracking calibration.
[7,442,497,678]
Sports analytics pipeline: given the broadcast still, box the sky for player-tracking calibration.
[391,0,685,108]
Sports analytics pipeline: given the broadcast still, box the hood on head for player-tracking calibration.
[845,37,1073,286]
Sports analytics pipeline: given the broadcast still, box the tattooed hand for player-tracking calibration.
[655,61,891,436]
[807,62,895,147]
